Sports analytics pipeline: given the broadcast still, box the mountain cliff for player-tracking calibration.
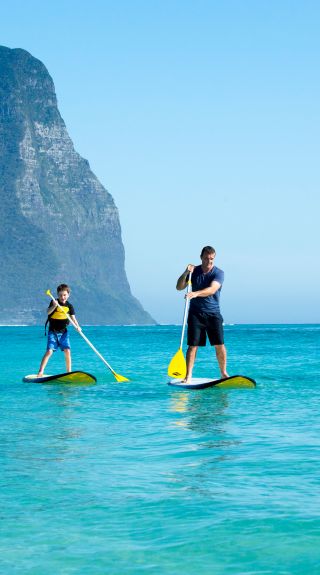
[0,46,155,325]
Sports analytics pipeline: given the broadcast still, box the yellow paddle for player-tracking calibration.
[46,290,129,382]
[168,272,192,379]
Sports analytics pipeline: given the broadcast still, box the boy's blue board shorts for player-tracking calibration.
[47,330,71,352]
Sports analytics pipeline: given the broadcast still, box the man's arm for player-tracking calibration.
[176,264,195,290]
[186,280,221,300]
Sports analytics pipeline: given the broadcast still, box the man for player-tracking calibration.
[176,246,228,382]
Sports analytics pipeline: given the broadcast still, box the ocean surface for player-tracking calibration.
[1,324,320,574]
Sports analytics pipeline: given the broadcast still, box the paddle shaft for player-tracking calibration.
[46,291,119,377]
[179,272,192,349]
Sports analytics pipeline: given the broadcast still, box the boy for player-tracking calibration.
[37,284,81,377]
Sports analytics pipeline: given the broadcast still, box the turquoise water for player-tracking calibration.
[1,324,320,574]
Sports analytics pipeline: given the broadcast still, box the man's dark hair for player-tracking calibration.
[57,283,70,294]
[200,246,216,257]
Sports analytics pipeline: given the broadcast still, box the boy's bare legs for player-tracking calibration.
[64,349,71,372]
[184,346,198,382]
[37,349,71,376]
[38,349,53,376]
[215,344,229,378]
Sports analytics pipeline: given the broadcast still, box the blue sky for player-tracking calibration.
[2,0,320,323]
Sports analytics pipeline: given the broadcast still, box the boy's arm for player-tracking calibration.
[70,315,82,331]
[47,301,57,315]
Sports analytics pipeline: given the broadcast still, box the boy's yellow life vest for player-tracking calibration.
[50,306,70,320]
[44,303,72,336]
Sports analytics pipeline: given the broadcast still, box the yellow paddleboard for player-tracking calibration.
[168,375,256,389]
[23,371,96,384]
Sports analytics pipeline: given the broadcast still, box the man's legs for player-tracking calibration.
[214,344,228,379]
[185,345,198,382]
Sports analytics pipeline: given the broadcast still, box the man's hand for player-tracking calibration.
[176,264,195,290]
[185,291,197,300]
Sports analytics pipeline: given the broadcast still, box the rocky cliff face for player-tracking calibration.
[0,46,155,325]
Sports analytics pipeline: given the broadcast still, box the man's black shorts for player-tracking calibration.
[187,311,224,346]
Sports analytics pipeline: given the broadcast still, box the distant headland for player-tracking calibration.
[0,46,155,325]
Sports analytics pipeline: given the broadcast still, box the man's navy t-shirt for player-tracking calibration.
[189,265,224,315]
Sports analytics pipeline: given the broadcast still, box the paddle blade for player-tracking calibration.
[168,348,187,379]
[114,372,130,383]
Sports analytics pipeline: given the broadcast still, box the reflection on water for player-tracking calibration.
[169,389,230,434]
[168,390,241,496]
[18,385,90,461]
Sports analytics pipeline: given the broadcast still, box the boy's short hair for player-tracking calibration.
[200,246,216,257]
[57,283,70,294]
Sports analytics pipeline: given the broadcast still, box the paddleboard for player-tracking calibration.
[23,371,97,384]
[168,375,256,389]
